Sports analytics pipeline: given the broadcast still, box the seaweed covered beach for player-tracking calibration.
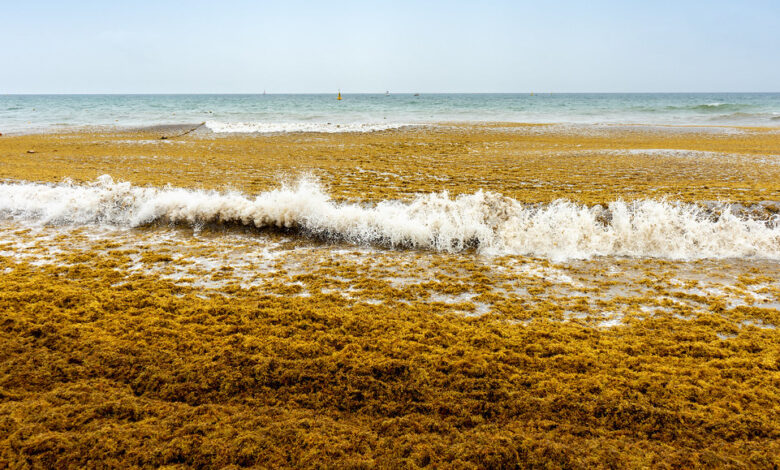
[1,123,779,468]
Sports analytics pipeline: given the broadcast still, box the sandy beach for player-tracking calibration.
[1,123,779,467]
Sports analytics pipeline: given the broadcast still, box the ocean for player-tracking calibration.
[1,93,779,134]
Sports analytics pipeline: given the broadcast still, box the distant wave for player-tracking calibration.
[664,103,754,113]
[204,121,411,133]
[708,112,780,123]
[618,103,779,124]
[1,176,779,260]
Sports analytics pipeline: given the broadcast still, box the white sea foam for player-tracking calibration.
[204,120,410,134]
[1,176,778,260]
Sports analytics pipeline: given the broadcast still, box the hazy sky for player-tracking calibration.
[2,0,778,93]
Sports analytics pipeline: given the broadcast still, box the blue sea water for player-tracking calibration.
[0,93,778,134]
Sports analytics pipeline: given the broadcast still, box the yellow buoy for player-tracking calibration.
[337,90,342,100]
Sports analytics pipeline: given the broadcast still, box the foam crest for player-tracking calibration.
[1,176,778,260]
[204,121,409,133]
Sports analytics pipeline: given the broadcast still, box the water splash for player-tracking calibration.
[1,176,778,260]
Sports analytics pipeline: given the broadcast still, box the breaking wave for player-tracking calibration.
[1,176,779,260]
[665,103,753,113]
[204,120,409,134]
[692,103,745,111]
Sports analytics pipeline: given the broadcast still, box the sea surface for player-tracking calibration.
[1,93,779,134]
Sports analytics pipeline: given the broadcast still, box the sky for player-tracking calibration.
[2,0,778,93]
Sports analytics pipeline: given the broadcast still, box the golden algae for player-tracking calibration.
[0,252,779,468]
[0,123,779,467]
[0,218,778,467]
